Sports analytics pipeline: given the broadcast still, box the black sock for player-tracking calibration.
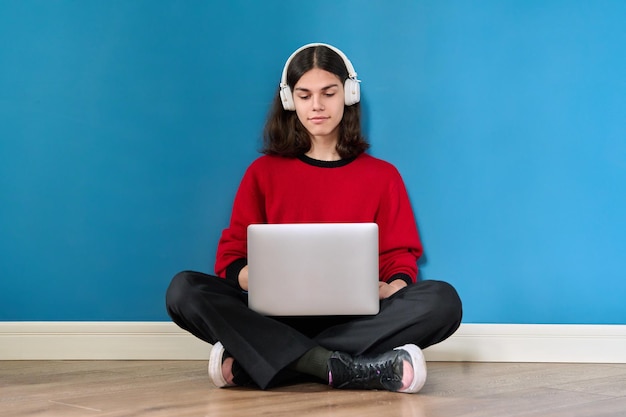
[288,346,333,382]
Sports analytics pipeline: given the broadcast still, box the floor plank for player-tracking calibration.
[2,361,626,417]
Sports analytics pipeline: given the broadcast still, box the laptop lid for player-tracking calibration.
[247,223,380,316]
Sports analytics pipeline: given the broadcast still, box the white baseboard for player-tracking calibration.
[1,322,625,362]
[423,323,626,363]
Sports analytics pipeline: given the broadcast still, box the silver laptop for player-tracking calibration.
[247,223,380,316]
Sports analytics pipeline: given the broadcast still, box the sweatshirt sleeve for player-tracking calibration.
[214,161,266,278]
[376,167,423,283]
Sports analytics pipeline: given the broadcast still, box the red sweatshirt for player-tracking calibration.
[215,153,423,285]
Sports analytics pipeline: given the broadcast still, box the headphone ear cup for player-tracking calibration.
[344,78,360,106]
[280,86,296,111]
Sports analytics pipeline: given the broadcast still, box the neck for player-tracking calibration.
[306,137,341,161]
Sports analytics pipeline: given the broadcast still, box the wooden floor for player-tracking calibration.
[2,361,626,417]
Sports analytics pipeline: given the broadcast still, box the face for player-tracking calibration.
[292,68,345,144]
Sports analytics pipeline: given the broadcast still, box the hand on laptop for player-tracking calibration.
[238,266,249,291]
[378,280,407,300]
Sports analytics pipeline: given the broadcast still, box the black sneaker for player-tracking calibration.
[327,344,427,393]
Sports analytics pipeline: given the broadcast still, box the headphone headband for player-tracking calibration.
[279,43,360,111]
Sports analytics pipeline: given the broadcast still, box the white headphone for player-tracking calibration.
[279,43,361,111]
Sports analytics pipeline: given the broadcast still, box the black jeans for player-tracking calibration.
[166,271,462,389]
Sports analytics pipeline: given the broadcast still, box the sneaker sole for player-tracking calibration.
[394,344,427,393]
[208,342,229,388]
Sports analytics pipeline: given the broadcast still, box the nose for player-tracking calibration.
[312,93,324,111]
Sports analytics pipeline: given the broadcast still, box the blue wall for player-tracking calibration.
[1,1,625,323]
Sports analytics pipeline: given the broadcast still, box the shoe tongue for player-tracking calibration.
[392,360,404,379]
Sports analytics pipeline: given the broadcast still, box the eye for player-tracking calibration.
[298,95,310,100]
[324,92,336,97]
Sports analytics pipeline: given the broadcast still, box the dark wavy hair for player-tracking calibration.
[262,45,369,159]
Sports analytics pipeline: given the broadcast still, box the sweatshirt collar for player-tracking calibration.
[297,154,357,168]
